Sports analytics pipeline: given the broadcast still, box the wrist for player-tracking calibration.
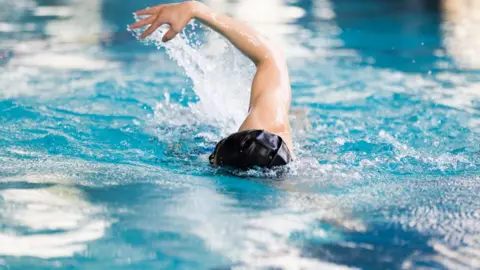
[187,1,207,19]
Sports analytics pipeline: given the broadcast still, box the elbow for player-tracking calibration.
[254,50,287,71]
[253,37,286,67]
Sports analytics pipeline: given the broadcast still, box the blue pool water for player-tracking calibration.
[1,0,480,269]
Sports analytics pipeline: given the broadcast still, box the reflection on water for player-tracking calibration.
[204,0,305,56]
[167,177,364,269]
[2,0,112,70]
[0,174,109,258]
[442,0,480,69]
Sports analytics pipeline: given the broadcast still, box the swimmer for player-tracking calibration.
[131,1,294,169]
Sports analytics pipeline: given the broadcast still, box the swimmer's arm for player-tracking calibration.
[130,1,282,67]
[131,1,294,152]
[190,2,281,67]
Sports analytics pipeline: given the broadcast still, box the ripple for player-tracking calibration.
[0,173,110,258]
[1,0,480,268]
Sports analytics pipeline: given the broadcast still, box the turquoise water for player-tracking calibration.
[1,0,480,269]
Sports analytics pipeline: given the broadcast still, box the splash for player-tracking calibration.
[129,16,255,135]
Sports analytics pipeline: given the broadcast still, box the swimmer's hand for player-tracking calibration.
[130,2,195,41]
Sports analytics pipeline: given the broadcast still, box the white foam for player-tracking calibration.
[130,17,255,134]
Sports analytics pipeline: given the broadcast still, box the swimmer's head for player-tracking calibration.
[209,130,291,169]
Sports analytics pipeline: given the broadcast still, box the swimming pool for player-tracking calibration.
[1,0,479,269]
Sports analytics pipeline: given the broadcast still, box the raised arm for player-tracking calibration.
[130,1,294,153]
[130,1,280,67]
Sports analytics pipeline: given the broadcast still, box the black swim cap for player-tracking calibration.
[209,130,292,169]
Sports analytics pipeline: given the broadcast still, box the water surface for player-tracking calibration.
[1,0,480,269]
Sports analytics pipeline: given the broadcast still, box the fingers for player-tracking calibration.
[134,5,162,16]
[129,15,156,29]
[132,5,171,39]
[162,28,178,42]
[139,20,163,39]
